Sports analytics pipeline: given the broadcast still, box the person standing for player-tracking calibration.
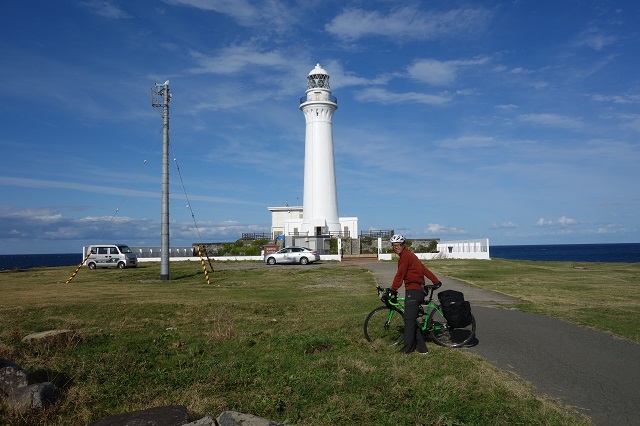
[382,234,442,354]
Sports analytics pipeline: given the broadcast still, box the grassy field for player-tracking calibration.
[2,258,636,425]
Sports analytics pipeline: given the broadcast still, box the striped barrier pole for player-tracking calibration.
[197,246,211,285]
[66,250,92,284]
[201,245,215,274]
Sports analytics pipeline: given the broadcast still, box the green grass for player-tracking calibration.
[0,260,605,425]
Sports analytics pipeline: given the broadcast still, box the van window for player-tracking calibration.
[117,245,133,253]
[98,247,108,255]
[109,247,119,254]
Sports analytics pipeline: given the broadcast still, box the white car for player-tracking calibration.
[264,247,320,265]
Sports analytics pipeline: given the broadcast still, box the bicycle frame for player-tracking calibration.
[382,291,449,335]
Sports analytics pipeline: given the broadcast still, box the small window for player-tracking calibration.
[98,247,108,255]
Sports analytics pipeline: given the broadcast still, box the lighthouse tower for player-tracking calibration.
[299,64,340,237]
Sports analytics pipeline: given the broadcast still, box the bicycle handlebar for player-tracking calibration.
[376,283,440,302]
[377,284,440,292]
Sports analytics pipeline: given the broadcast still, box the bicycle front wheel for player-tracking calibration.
[427,307,476,348]
[363,306,404,347]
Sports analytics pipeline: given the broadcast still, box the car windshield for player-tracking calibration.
[117,245,132,253]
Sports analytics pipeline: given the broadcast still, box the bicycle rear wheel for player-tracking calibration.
[427,307,476,348]
[364,306,404,346]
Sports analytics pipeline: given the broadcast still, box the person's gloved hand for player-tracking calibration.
[381,288,397,304]
[434,281,442,289]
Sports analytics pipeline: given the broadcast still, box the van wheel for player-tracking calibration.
[88,262,97,270]
[117,262,126,269]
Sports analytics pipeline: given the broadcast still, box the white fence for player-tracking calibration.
[378,238,490,261]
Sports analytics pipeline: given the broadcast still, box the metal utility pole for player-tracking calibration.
[151,81,171,280]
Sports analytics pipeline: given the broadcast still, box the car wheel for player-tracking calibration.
[117,262,126,269]
[88,262,97,270]
[267,257,276,265]
[300,257,309,265]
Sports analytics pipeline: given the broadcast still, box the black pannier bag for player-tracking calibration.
[437,290,472,328]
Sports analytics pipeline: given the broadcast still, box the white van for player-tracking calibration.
[84,244,138,269]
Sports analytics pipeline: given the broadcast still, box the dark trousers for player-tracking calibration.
[400,289,428,353]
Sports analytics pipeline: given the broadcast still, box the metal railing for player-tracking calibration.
[287,231,351,238]
[360,230,395,239]
[241,233,272,240]
[300,95,338,104]
[327,231,351,238]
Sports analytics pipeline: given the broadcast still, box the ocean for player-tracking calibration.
[489,243,640,263]
[0,253,82,271]
[1,243,639,270]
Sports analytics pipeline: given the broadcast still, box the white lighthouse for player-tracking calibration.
[299,64,340,237]
[267,64,357,245]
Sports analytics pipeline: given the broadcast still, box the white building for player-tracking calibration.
[268,205,358,239]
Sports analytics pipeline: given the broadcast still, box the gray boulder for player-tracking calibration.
[21,329,75,344]
[6,382,58,410]
[216,411,290,426]
[87,404,190,426]
[183,416,214,426]
[0,359,28,397]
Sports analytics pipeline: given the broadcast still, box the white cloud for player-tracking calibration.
[491,222,519,229]
[0,205,269,243]
[495,104,519,110]
[164,0,293,31]
[0,176,262,206]
[440,135,497,149]
[189,43,294,75]
[407,57,489,86]
[425,223,468,236]
[574,29,617,51]
[354,87,452,106]
[165,0,254,16]
[82,0,132,19]
[536,216,578,228]
[325,6,491,41]
[558,216,577,226]
[590,94,640,104]
[517,113,584,129]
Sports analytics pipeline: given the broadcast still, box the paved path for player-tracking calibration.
[350,260,640,426]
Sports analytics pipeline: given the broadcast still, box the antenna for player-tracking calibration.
[151,81,171,281]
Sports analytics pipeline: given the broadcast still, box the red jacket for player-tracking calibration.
[391,248,440,291]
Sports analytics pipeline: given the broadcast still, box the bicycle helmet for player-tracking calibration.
[390,234,406,244]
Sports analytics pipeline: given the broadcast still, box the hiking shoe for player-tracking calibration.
[416,349,429,355]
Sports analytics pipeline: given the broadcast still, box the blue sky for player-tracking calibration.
[1,0,639,254]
